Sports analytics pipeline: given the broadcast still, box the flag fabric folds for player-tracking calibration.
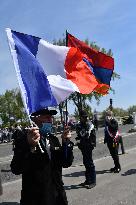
[6,28,99,115]
[67,32,114,94]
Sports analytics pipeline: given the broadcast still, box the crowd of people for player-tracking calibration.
[0,127,14,143]
[0,108,126,205]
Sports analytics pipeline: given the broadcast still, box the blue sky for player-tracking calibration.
[0,0,136,114]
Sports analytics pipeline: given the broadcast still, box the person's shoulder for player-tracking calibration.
[111,118,118,124]
[108,118,118,130]
[50,133,60,142]
[49,133,56,139]
[12,129,28,150]
[13,129,27,139]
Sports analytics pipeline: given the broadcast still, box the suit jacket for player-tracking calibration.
[104,118,119,144]
[11,129,73,205]
[76,122,96,149]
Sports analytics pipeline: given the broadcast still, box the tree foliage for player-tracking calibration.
[111,108,128,117]
[0,89,28,127]
[127,105,136,115]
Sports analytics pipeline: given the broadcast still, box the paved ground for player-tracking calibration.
[0,126,136,184]
[1,146,136,205]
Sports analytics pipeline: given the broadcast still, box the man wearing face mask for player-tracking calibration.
[10,108,74,205]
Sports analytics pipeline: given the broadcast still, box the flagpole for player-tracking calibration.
[66,30,68,49]
[65,29,68,126]
[64,30,71,159]
[65,99,68,125]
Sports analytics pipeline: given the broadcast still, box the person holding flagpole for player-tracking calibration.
[6,28,114,202]
[10,108,74,205]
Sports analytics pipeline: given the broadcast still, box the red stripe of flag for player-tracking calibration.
[67,32,114,95]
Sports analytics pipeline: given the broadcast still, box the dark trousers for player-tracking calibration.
[0,173,3,196]
[81,147,96,184]
[119,136,125,154]
[107,142,121,169]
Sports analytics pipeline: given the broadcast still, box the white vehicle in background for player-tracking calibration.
[115,116,123,125]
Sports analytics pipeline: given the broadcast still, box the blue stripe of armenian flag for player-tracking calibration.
[67,32,114,94]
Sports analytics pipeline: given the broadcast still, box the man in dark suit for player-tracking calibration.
[104,110,121,173]
[11,108,74,205]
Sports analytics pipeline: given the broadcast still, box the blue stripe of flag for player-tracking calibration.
[11,30,57,114]
[83,58,112,85]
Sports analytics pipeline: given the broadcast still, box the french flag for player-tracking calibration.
[6,28,98,115]
[67,32,114,94]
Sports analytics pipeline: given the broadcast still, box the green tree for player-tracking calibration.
[127,105,136,115]
[112,108,128,117]
[100,107,128,123]
[74,103,92,120]
[0,89,28,127]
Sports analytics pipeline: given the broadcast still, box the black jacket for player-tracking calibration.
[11,129,73,205]
[76,122,96,149]
[104,118,119,144]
